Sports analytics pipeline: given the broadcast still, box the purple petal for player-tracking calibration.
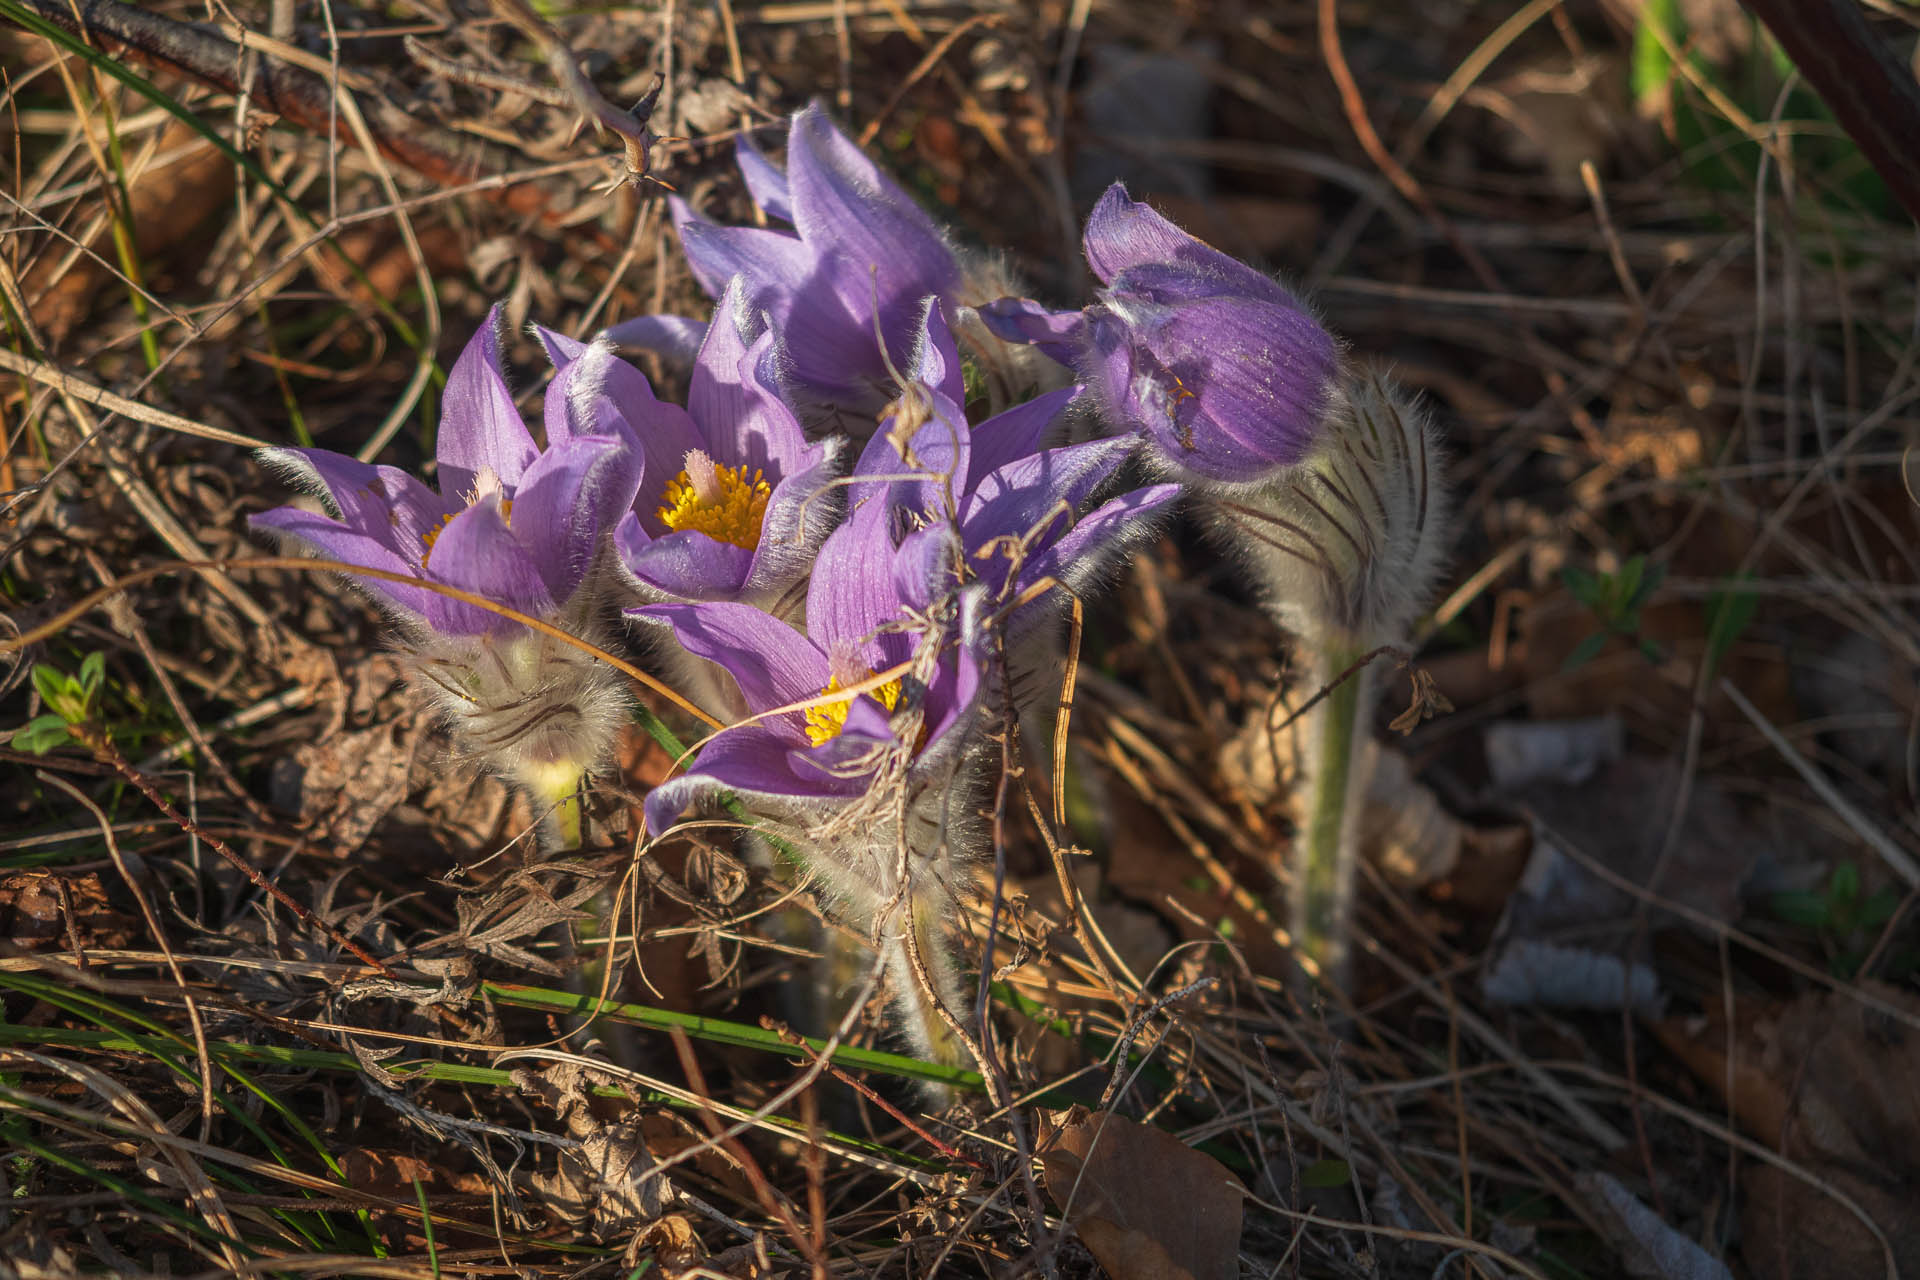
[966,385,1078,487]
[785,102,959,306]
[619,529,754,599]
[689,280,809,477]
[1106,292,1338,482]
[909,299,967,414]
[424,494,557,633]
[975,297,1086,366]
[734,131,793,223]
[645,727,850,835]
[637,601,829,715]
[1106,260,1264,307]
[600,313,709,364]
[854,379,972,524]
[742,443,842,598]
[510,433,643,603]
[249,505,437,628]
[438,306,538,494]
[1082,184,1285,301]
[666,195,730,299]
[962,436,1136,558]
[676,220,815,313]
[805,498,901,668]
[892,523,959,618]
[1024,483,1181,601]
[766,274,895,405]
[916,626,983,761]
[534,325,587,372]
[260,447,452,559]
[559,347,705,527]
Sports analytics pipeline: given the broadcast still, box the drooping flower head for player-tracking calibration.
[251,307,641,845]
[987,183,1342,486]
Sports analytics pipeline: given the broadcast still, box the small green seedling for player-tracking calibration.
[1702,571,1760,680]
[1771,861,1911,979]
[12,652,107,755]
[1561,554,1668,671]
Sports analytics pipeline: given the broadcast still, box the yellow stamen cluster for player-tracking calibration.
[658,459,771,551]
[420,498,512,567]
[803,674,902,748]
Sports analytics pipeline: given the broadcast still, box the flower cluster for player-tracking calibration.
[254,107,1176,1067]
[258,102,1447,1068]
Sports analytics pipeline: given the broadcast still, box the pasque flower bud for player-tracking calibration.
[980,187,1449,989]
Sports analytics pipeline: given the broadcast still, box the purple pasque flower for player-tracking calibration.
[546,278,839,610]
[251,306,643,847]
[984,183,1342,485]
[637,506,984,837]
[846,303,1180,636]
[641,498,989,1071]
[252,305,640,637]
[604,101,963,426]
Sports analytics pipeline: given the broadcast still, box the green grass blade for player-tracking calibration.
[479,981,984,1092]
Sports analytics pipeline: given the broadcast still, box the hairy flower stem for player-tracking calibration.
[1295,639,1372,990]
[522,762,586,851]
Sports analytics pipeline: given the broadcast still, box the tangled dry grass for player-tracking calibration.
[4,1,1920,1277]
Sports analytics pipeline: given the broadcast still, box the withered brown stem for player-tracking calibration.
[10,0,595,224]
[1736,0,1920,224]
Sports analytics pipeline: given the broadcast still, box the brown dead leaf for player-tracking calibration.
[1219,703,1478,889]
[0,871,136,952]
[1519,597,1794,730]
[1039,1107,1242,1280]
[273,720,424,850]
[337,1149,435,1197]
[1654,983,1920,1280]
[629,1211,704,1270]
[524,1118,668,1242]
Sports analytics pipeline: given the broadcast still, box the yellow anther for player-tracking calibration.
[803,673,902,748]
[421,498,512,566]
[657,450,771,551]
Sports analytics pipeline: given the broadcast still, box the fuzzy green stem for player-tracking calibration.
[1294,639,1372,990]
[521,760,586,851]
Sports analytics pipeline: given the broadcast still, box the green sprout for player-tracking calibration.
[1561,554,1667,671]
[13,652,107,755]
[1771,861,1913,980]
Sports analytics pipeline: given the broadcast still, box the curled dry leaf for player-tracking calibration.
[525,1118,669,1242]
[1576,1171,1733,1280]
[1038,1107,1242,1280]
[0,870,135,952]
[273,720,424,850]
[1221,702,1470,887]
[1655,983,1920,1280]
